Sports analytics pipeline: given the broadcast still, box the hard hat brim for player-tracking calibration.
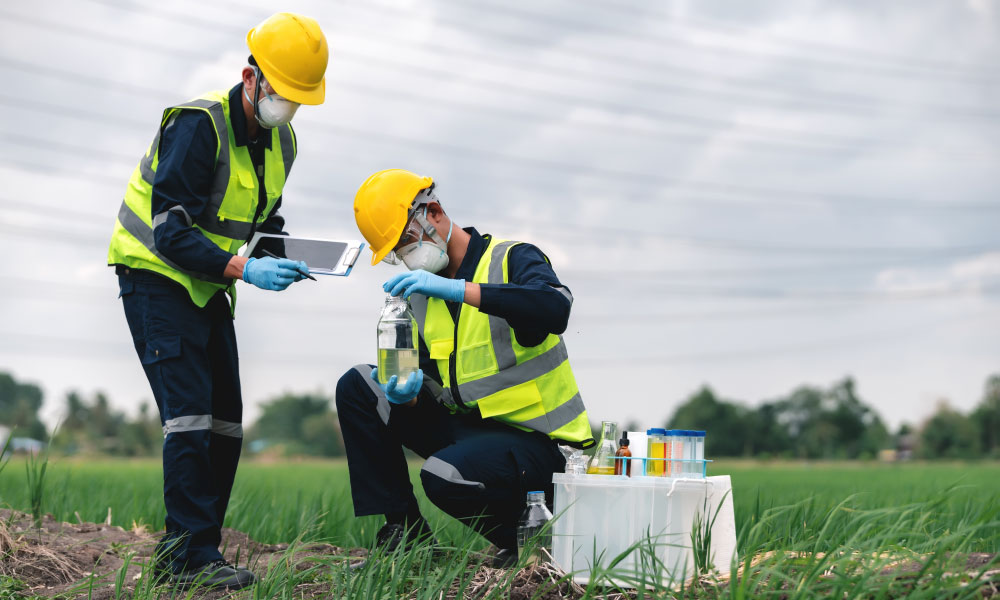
[264,75,325,106]
[370,238,397,266]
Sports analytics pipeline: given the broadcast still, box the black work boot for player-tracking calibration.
[350,521,438,570]
[491,548,518,569]
[172,559,256,589]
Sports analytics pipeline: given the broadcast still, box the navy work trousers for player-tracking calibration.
[118,267,243,573]
[335,365,566,550]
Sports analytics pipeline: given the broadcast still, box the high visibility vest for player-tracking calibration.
[411,237,595,447]
[107,90,296,309]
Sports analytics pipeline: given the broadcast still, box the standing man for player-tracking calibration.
[338,169,595,568]
[107,13,328,588]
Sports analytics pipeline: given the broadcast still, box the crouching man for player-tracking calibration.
[336,169,595,567]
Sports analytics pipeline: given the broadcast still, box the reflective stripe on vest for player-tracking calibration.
[415,238,592,445]
[116,200,230,285]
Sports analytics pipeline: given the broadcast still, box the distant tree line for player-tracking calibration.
[0,370,997,460]
[666,375,1000,460]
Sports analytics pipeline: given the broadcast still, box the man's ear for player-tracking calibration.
[424,201,446,224]
[241,66,256,92]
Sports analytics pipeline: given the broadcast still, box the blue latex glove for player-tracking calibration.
[370,368,423,404]
[242,256,309,291]
[384,270,465,302]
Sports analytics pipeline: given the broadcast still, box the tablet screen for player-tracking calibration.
[255,236,348,272]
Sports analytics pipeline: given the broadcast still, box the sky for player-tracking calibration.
[0,0,998,435]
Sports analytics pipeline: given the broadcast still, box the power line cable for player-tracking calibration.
[327,30,1000,124]
[325,0,1000,111]
[0,12,909,149]
[582,0,999,76]
[19,2,1000,156]
[438,0,1000,84]
[3,121,998,221]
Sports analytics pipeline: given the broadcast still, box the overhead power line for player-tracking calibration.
[3,105,999,217]
[580,0,999,76]
[0,12,928,151]
[75,0,1000,126]
[5,121,999,217]
[5,198,999,257]
[442,0,1000,84]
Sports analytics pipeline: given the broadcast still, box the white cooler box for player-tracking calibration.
[551,473,737,586]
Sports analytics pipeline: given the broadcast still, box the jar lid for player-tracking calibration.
[646,427,667,435]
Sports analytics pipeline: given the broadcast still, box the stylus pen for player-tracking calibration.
[260,249,317,281]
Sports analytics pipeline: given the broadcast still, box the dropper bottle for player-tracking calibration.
[614,432,632,476]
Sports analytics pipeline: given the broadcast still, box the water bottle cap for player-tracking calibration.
[526,491,545,503]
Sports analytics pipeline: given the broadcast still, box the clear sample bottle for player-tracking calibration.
[587,421,619,475]
[614,432,632,476]
[376,294,419,386]
[646,428,667,476]
[516,490,553,564]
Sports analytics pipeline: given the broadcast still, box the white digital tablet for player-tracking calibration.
[243,234,364,277]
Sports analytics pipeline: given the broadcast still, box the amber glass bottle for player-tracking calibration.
[614,432,632,476]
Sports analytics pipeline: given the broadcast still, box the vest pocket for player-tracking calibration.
[217,171,256,222]
[458,340,496,379]
[476,379,542,420]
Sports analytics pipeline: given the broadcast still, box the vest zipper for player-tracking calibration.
[449,300,468,409]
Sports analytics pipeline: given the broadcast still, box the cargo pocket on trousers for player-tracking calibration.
[141,336,181,365]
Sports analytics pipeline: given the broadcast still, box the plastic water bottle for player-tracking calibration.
[377,294,418,386]
[516,491,553,564]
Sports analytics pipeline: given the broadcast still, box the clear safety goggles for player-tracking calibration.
[254,68,298,106]
[381,204,434,265]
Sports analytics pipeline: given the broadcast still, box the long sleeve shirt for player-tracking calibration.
[150,84,289,278]
[417,227,574,392]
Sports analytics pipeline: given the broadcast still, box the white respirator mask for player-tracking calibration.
[395,205,453,273]
[244,68,300,129]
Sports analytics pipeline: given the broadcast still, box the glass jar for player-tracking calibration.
[376,294,419,386]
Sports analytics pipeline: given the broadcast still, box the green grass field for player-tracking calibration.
[1,458,998,597]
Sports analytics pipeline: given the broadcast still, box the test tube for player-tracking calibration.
[646,428,666,476]
[664,429,682,477]
[685,430,706,478]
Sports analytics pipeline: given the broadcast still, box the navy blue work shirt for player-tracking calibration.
[416,227,574,389]
[150,83,288,278]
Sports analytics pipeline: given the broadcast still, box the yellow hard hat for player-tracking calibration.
[247,13,328,105]
[354,169,434,265]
